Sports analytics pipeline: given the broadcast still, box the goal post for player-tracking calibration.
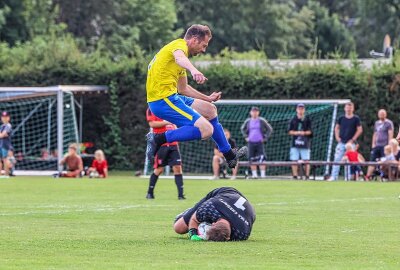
[144,99,350,177]
[0,85,108,175]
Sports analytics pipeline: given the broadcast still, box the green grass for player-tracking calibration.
[0,175,399,269]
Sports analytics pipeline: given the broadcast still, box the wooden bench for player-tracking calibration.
[238,161,399,181]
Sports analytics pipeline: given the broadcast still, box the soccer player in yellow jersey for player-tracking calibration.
[146,24,247,168]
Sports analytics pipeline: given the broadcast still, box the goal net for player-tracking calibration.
[0,86,108,174]
[144,99,349,177]
[0,91,77,172]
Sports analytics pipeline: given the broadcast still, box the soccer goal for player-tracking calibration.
[144,99,350,178]
[0,85,108,175]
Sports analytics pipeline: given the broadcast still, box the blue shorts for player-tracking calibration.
[148,94,201,127]
[0,148,8,159]
[290,147,310,161]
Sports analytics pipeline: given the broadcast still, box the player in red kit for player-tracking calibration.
[146,108,185,200]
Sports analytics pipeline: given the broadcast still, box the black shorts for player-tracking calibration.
[154,145,181,169]
[248,142,266,162]
[370,146,385,162]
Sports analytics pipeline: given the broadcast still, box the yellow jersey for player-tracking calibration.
[146,39,189,102]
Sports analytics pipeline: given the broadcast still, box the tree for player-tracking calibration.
[0,0,62,45]
[354,0,400,57]
[176,0,316,58]
[101,81,131,169]
[55,0,178,56]
[307,1,355,57]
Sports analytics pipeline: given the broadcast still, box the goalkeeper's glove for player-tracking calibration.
[188,228,203,241]
[190,235,204,241]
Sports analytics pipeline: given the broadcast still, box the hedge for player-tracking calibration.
[2,45,400,169]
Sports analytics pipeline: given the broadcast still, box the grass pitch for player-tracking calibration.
[0,174,399,269]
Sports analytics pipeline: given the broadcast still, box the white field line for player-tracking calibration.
[255,197,389,206]
[0,204,172,216]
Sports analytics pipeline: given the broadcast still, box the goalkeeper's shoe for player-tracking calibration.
[225,146,248,169]
[145,132,166,159]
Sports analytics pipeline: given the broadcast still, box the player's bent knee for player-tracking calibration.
[154,167,164,176]
[195,118,214,139]
[172,166,182,174]
[209,103,217,117]
[174,218,188,234]
[201,126,213,139]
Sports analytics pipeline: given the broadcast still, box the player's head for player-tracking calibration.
[184,24,212,56]
[223,128,231,139]
[207,221,231,241]
[345,143,354,151]
[250,106,260,118]
[378,109,387,120]
[68,143,78,155]
[344,102,354,115]
[95,149,105,161]
[296,103,305,116]
[1,111,10,123]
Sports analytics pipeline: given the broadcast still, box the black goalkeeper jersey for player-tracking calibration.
[186,187,256,241]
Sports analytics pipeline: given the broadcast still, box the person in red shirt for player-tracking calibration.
[88,150,108,178]
[342,143,365,181]
[146,108,185,200]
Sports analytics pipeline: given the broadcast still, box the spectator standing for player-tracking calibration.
[57,143,83,178]
[88,149,108,178]
[288,104,312,179]
[210,129,238,180]
[329,102,363,181]
[241,107,273,179]
[0,111,12,177]
[146,108,185,200]
[366,109,393,179]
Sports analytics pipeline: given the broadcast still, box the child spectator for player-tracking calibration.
[389,139,400,161]
[342,143,364,181]
[379,145,395,162]
[378,145,397,180]
[87,150,108,178]
[56,143,83,178]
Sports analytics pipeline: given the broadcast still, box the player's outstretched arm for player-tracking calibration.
[173,50,207,84]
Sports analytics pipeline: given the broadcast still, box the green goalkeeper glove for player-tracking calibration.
[188,228,203,241]
[190,234,204,241]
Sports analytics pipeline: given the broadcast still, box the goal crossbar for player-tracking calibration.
[216,99,351,105]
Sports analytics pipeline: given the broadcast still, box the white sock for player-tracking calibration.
[260,170,266,178]
[252,170,258,177]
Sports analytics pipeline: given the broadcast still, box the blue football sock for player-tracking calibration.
[165,126,202,142]
[210,117,231,153]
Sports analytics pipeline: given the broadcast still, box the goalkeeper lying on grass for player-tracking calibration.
[173,187,256,241]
